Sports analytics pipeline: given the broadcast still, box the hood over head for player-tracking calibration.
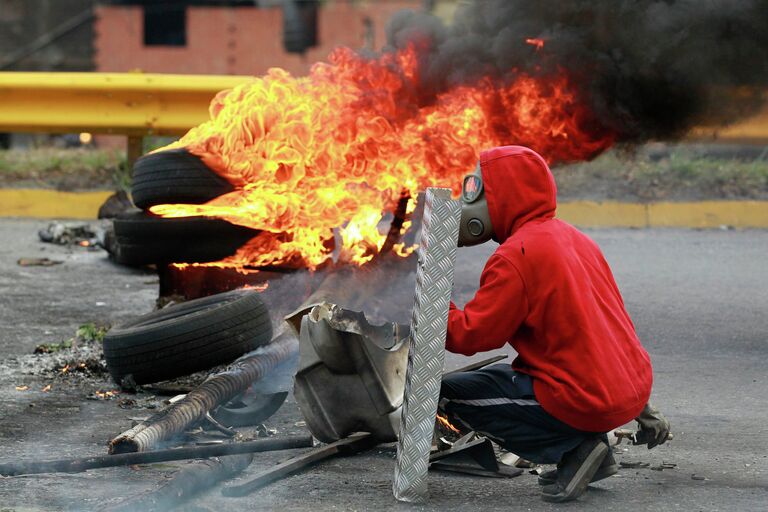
[480,146,557,243]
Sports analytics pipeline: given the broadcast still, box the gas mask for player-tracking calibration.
[458,163,493,247]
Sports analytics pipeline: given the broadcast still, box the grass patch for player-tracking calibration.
[76,323,109,344]
[0,148,128,191]
[34,338,73,354]
[553,148,768,201]
[33,322,110,354]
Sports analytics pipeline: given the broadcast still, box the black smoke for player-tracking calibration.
[386,0,768,143]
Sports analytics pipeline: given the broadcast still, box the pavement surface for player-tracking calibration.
[0,219,766,511]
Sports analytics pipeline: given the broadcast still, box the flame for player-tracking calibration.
[171,261,262,275]
[15,385,29,391]
[525,38,545,50]
[436,412,460,434]
[41,384,52,392]
[240,283,269,292]
[95,389,119,400]
[392,242,417,258]
[60,362,88,374]
[152,45,613,269]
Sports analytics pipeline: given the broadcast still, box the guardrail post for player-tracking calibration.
[127,136,144,175]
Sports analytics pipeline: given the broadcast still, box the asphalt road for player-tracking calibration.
[0,219,766,511]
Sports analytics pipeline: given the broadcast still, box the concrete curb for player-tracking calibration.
[0,189,113,219]
[0,189,766,228]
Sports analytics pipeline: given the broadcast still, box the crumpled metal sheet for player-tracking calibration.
[393,188,460,503]
[317,303,409,350]
[293,303,410,443]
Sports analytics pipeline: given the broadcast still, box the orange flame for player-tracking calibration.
[239,283,269,292]
[436,412,460,434]
[525,38,545,50]
[152,45,613,269]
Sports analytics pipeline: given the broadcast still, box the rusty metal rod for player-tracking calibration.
[222,433,376,497]
[109,333,298,454]
[0,435,314,477]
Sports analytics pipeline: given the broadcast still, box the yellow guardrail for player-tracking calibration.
[0,72,252,136]
[1,72,768,142]
[689,112,768,144]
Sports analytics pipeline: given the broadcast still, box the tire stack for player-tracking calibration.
[108,148,258,267]
[104,150,290,426]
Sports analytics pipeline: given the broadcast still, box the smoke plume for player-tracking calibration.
[386,0,768,142]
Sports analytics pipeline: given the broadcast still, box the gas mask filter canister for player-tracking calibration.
[458,163,493,247]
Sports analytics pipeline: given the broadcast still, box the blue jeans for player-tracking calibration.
[439,364,604,464]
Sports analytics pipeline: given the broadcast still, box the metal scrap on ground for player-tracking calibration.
[109,334,298,453]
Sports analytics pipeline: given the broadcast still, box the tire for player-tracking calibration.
[103,289,273,386]
[110,210,258,266]
[212,391,288,427]
[131,148,235,210]
[113,210,256,241]
[110,238,248,266]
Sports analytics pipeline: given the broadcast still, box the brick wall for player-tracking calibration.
[94,1,422,76]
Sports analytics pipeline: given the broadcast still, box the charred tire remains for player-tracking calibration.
[130,148,235,210]
[103,289,273,386]
[110,210,257,266]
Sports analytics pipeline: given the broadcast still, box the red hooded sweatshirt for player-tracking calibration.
[446,146,652,433]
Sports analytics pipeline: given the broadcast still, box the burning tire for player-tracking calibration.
[108,239,246,267]
[103,289,273,386]
[131,148,235,210]
[113,210,255,240]
[110,210,257,266]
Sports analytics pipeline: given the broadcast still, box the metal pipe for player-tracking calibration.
[0,435,313,477]
[222,433,375,497]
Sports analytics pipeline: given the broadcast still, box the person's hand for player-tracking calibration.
[635,402,670,449]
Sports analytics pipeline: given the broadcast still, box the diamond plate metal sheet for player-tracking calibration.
[393,187,460,502]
